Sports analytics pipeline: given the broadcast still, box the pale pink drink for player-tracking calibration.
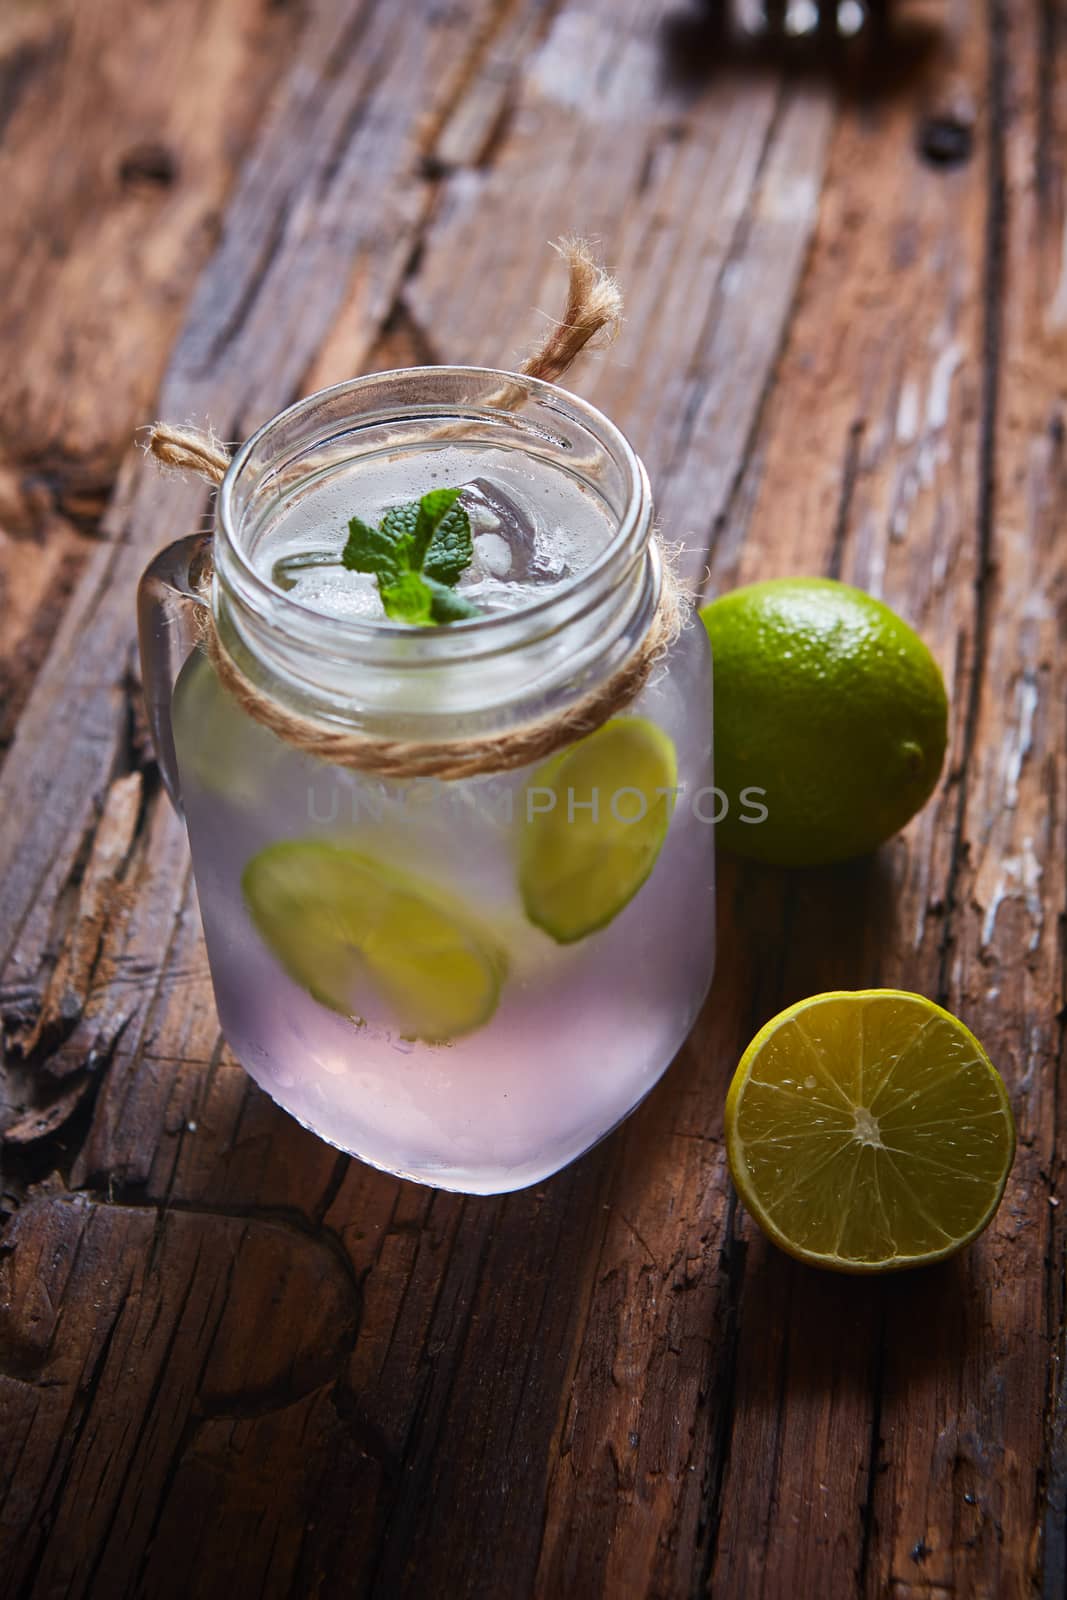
[140,370,714,1193]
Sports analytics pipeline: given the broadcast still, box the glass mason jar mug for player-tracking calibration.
[139,369,715,1194]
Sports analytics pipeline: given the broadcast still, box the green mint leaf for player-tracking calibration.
[423,501,473,586]
[343,486,483,626]
[342,515,403,583]
[379,571,433,624]
[410,486,465,569]
[379,502,419,563]
[424,577,481,623]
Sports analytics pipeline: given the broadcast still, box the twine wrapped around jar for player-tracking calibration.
[145,239,687,781]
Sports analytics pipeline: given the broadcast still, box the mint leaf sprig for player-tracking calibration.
[342,487,482,624]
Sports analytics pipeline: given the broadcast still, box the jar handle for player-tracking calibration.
[137,533,212,813]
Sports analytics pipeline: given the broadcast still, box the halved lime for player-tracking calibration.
[242,840,503,1043]
[519,717,678,944]
[726,990,1015,1272]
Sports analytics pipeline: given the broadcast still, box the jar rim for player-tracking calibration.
[214,365,653,670]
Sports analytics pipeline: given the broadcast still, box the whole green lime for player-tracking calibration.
[699,578,948,866]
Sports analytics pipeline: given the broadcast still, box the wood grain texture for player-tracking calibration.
[0,0,302,750]
[1,0,1064,1596]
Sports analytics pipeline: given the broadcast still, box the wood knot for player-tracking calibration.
[916,114,973,169]
[119,142,179,189]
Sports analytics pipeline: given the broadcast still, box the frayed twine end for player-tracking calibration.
[521,237,623,385]
[143,421,231,485]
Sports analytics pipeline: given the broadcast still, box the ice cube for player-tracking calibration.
[459,576,565,613]
[528,528,570,583]
[461,489,503,537]
[471,532,513,578]
[461,477,531,538]
[458,476,582,587]
[458,479,541,580]
[524,524,575,582]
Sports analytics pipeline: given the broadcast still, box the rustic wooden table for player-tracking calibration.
[1,1,1063,1595]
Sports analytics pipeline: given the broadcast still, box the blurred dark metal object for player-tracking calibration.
[704,0,891,46]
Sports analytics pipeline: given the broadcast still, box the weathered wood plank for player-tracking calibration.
[0,0,302,746]
[0,1193,358,1597]
[693,1,1064,1595]
[863,0,1066,1591]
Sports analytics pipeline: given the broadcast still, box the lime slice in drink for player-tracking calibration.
[174,650,282,808]
[519,717,678,944]
[726,990,1015,1272]
[242,840,504,1043]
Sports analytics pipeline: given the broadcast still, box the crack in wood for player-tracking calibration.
[1040,940,1067,1594]
[76,1230,216,1598]
[1036,0,1059,211]
[0,26,68,148]
[194,203,292,379]
[12,1259,127,1597]
[827,418,866,581]
[857,1302,888,1591]
[693,1188,748,1598]
[935,0,1008,1009]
